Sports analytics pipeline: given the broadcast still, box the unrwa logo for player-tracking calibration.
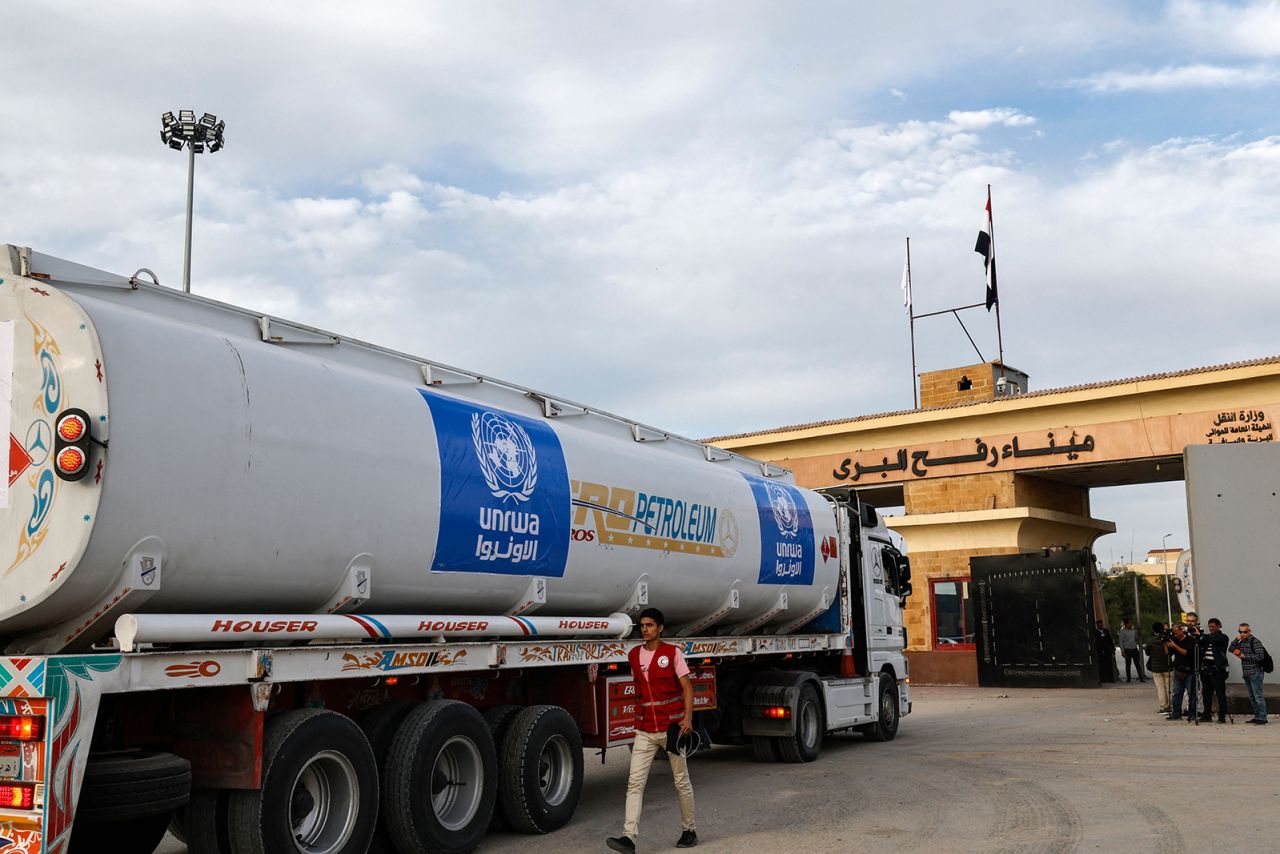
[471,411,538,502]
[766,483,800,538]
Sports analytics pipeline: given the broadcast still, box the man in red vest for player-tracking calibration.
[607,607,697,851]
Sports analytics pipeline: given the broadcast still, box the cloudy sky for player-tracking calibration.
[5,0,1279,560]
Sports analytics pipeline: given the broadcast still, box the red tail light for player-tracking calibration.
[57,413,87,442]
[0,783,34,809]
[0,716,44,741]
[53,408,95,483]
[764,706,790,719]
[56,447,86,476]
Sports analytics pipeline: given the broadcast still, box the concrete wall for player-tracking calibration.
[1186,443,1280,685]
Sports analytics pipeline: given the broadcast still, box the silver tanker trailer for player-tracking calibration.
[0,245,910,854]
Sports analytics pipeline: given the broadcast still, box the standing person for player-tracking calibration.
[1197,618,1230,723]
[1146,622,1173,715]
[1166,623,1199,721]
[1229,623,1269,725]
[1118,619,1146,683]
[1095,620,1117,683]
[607,608,698,852]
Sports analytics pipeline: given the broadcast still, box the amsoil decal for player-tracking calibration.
[340,648,467,673]
[421,390,571,577]
[742,474,815,585]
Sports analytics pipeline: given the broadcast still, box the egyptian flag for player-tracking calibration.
[974,189,997,310]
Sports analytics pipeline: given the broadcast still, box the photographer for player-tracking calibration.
[1229,623,1268,725]
[1166,622,1198,721]
[1197,618,1230,723]
[1145,622,1172,715]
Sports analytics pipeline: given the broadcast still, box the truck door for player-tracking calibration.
[865,540,903,653]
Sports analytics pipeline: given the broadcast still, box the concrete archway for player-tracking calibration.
[709,356,1280,683]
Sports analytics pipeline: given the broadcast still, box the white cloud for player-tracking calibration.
[1168,0,1280,58]
[1070,63,1280,93]
[947,109,1037,130]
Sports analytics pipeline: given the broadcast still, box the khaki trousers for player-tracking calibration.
[1152,670,1172,711]
[623,728,695,840]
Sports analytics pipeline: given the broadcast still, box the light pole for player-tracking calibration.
[1162,532,1173,624]
[161,110,225,293]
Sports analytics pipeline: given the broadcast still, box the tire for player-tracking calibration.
[750,735,781,762]
[361,700,421,854]
[185,789,234,854]
[76,750,191,822]
[227,709,379,854]
[483,705,523,830]
[384,700,497,854]
[777,684,823,763]
[864,674,900,742]
[69,810,172,854]
[498,705,583,834]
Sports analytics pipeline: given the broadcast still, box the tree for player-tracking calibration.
[1100,570,1174,638]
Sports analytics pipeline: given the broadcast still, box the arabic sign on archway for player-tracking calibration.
[808,403,1275,487]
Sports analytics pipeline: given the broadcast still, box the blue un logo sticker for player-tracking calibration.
[767,482,800,538]
[471,411,539,503]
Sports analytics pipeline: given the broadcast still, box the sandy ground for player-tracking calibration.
[159,679,1280,854]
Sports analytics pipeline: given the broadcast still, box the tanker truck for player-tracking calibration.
[0,244,911,854]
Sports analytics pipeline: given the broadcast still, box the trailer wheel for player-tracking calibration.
[777,684,823,763]
[361,700,421,854]
[384,700,497,854]
[498,705,583,834]
[483,704,523,830]
[185,789,233,854]
[863,675,900,742]
[750,736,781,762]
[227,709,378,854]
[69,810,172,854]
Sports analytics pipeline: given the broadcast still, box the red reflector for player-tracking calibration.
[0,783,34,809]
[56,447,86,475]
[57,414,87,442]
[764,706,790,719]
[0,716,44,741]
[383,676,399,686]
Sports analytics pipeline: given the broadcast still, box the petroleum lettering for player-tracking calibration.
[558,619,610,629]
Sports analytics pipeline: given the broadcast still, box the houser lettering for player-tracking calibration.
[417,620,490,632]
[211,619,319,633]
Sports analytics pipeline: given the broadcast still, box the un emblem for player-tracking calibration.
[767,483,800,538]
[471,411,538,502]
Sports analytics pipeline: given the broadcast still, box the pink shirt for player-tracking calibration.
[637,645,690,679]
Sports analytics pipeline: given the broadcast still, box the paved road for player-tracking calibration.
[161,680,1280,853]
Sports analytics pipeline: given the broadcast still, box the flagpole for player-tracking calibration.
[989,183,1005,369]
[907,236,918,409]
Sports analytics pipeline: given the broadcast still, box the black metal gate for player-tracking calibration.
[971,549,1100,688]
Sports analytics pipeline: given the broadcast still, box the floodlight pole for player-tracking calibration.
[161,110,225,295]
[1162,532,1173,624]
[183,145,196,293]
